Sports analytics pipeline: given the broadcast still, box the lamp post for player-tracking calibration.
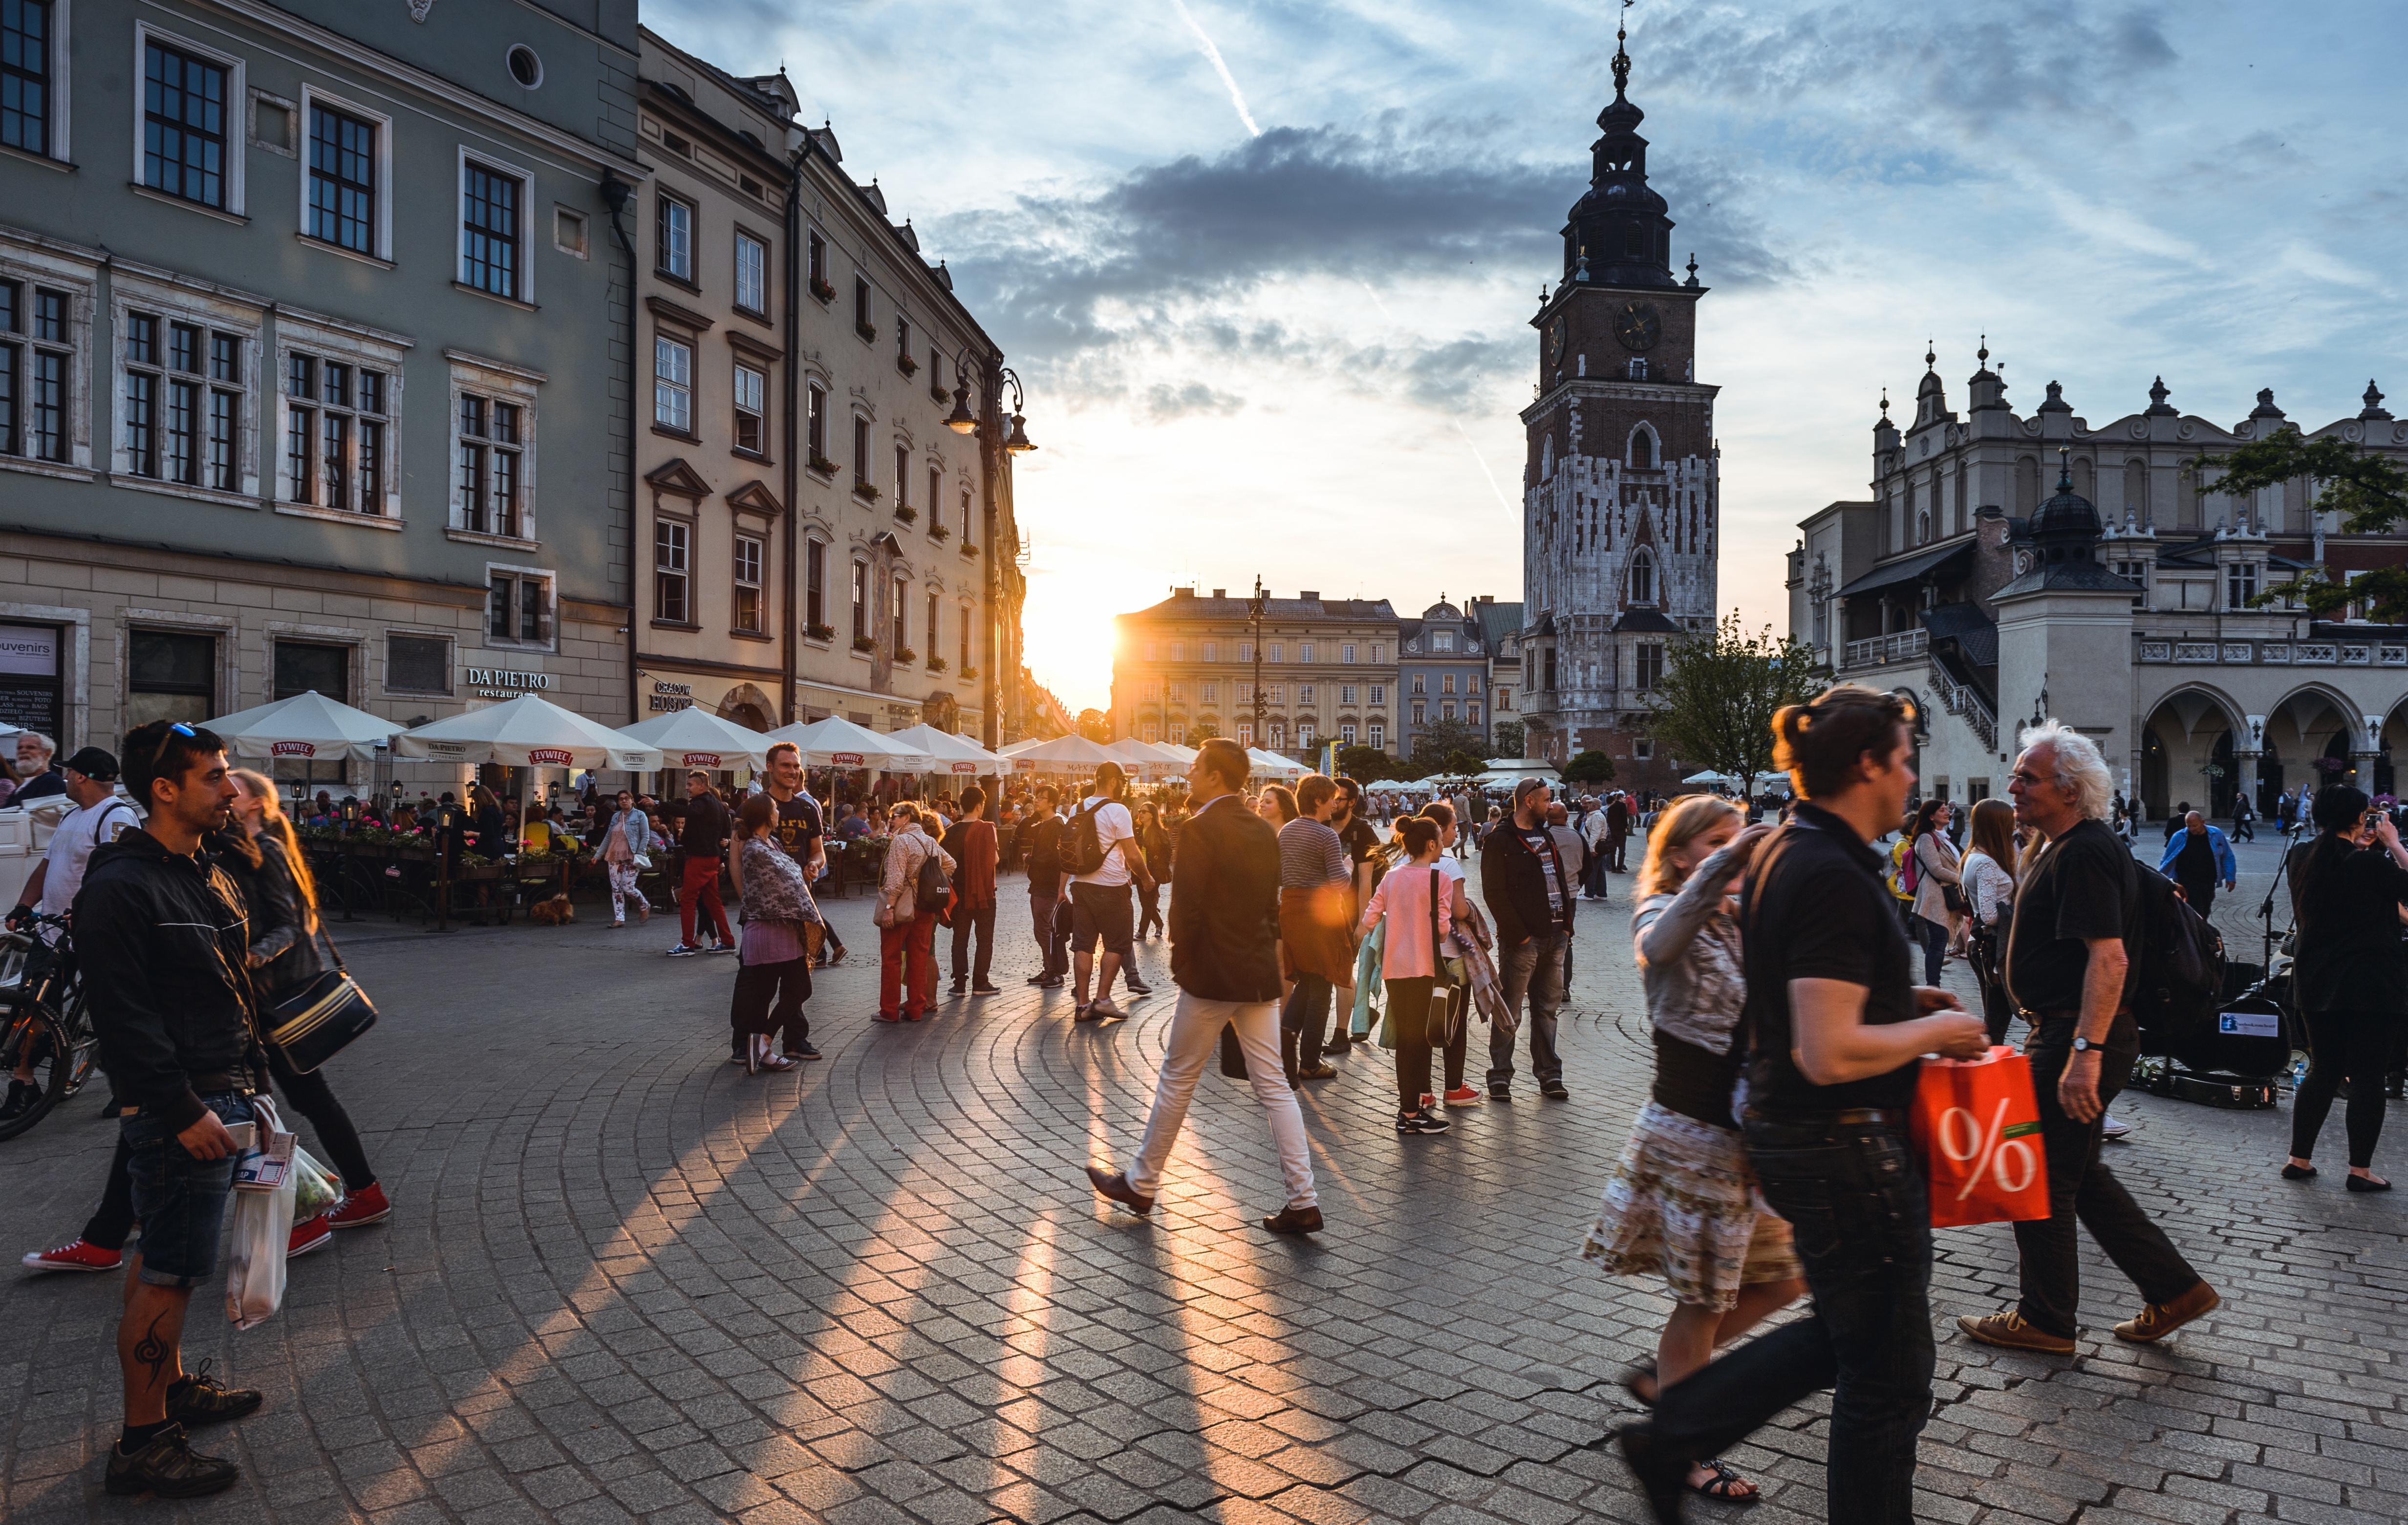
[1248,577,1268,753]
[947,357,1035,750]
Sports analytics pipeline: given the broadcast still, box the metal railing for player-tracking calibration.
[1842,630,1927,668]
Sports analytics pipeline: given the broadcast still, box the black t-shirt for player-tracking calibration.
[771,794,823,864]
[1339,815,1381,892]
[2291,835,2408,1013]
[1026,815,1066,894]
[1739,802,1920,1114]
[2172,829,2216,888]
[2004,818,2138,1020]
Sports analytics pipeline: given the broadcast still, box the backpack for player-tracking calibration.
[2129,862,2224,1040]
[913,835,951,910]
[1064,800,1114,878]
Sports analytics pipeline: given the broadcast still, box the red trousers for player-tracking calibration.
[680,855,732,947]
[879,912,938,1017]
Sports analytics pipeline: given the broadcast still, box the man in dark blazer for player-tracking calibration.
[1085,737,1321,1234]
[1481,777,1576,1101]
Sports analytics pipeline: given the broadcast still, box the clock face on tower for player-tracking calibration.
[1613,301,1662,353]
[1548,317,1567,362]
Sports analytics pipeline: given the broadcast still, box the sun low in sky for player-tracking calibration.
[653,0,2408,715]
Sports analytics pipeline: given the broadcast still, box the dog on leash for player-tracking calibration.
[528,894,576,926]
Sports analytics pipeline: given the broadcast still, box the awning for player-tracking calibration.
[1836,540,1972,599]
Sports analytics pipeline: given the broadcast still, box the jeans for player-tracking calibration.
[879,912,938,1017]
[1281,974,1333,1074]
[1912,914,1948,987]
[1128,992,1316,1210]
[124,1092,254,1288]
[733,957,812,1053]
[2014,1020,2201,1337]
[950,900,995,987]
[2290,1008,2398,1168]
[1651,1116,1935,1525]
[680,856,732,947]
[1488,929,1566,1090]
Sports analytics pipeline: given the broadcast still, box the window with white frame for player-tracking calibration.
[1412,702,1426,725]
[850,558,868,642]
[1433,631,1454,652]
[1167,682,1185,702]
[459,154,528,301]
[0,261,85,468]
[1633,737,1653,760]
[656,191,693,282]
[141,32,238,212]
[3,0,65,160]
[924,589,939,662]
[2226,561,2258,609]
[1368,684,1384,705]
[733,230,767,315]
[1368,722,1384,749]
[653,517,689,623]
[304,95,384,257]
[1267,642,1283,662]
[1169,722,1186,745]
[1203,640,1219,662]
[1202,681,1218,703]
[1339,684,1356,705]
[894,443,909,507]
[1467,703,1481,725]
[487,567,551,647]
[1297,683,1315,703]
[1341,643,1357,664]
[732,361,764,453]
[1169,640,1184,662]
[1441,701,1456,721]
[958,601,971,669]
[1141,641,1157,661]
[1299,642,1315,662]
[733,533,763,633]
[281,350,390,512]
[123,309,248,494]
[1634,642,1664,692]
[1339,723,1356,745]
[804,538,827,634]
[652,334,691,433]
[1141,723,1158,743]
[1411,673,1425,694]
[889,573,908,654]
[1298,722,1315,747]
[805,379,827,464]
[448,356,538,539]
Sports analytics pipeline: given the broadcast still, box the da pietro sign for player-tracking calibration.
[464,666,553,700]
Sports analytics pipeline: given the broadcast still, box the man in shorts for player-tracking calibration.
[1070,762,1144,1021]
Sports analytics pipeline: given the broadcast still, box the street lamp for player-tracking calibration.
[1248,576,1268,752]
[946,356,1037,454]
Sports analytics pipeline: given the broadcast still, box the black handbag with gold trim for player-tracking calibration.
[266,950,378,1074]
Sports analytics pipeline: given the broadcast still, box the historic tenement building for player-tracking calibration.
[1789,355,2408,818]
[1397,599,1493,757]
[1517,22,1719,791]
[1111,589,1399,757]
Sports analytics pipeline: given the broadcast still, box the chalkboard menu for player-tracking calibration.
[0,624,63,743]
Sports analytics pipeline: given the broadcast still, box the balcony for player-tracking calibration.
[1841,630,1927,669]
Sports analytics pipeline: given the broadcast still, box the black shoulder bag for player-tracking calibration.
[1419,866,1457,1047]
[266,926,378,1074]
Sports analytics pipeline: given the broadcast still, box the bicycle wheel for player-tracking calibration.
[0,1004,68,1141]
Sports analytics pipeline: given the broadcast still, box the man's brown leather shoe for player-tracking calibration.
[1261,1204,1323,1235]
[1083,1166,1154,1214]
[2113,1281,2219,1343]
[1956,1310,2075,1355]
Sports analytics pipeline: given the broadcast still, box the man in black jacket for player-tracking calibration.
[1086,738,1320,1233]
[1481,777,1576,1101]
[78,721,266,1498]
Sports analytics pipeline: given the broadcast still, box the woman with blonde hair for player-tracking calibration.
[1960,797,2020,1044]
[220,769,389,1251]
[1582,792,1804,1504]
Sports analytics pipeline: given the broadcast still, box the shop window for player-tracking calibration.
[127,629,216,727]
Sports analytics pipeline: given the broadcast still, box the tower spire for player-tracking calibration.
[1612,0,1633,99]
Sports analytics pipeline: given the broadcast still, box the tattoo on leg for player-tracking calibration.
[133,1310,172,1388]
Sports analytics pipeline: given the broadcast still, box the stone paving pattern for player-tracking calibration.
[2,831,2403,1524]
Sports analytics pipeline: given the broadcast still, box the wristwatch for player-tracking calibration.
[2070,1036,2094,1052]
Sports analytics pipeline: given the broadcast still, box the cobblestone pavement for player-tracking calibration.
[2,841,2403,1525]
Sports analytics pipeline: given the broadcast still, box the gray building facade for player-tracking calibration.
[0,0,641,786]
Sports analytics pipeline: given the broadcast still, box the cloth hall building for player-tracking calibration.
[1788,353,2408,819]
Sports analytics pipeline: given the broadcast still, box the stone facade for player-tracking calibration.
[1516,28,1718,793]
[1789,354,2408,816]
[0,0,642,793]
[1111,589,1399,757]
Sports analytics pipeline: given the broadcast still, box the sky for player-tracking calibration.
[649,0,2408,715]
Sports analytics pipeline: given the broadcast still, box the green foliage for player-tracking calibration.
[1409,719,1490,777]
[2196,426,2408,620]
[1491,720,1526,759]
[1562,750,1615,785]
[1336,744,1400,782]
[1187,722,1220,742]
[1646,612,1825,796]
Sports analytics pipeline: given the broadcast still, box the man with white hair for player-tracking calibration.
[13,730,65,801]
[1957,722,2218,1357]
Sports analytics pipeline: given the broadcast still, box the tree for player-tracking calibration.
[1492,719,1526,759]
[1076,708,1111,742]
[1646,613,1825,797]
[1336,744,1398,782]
[1410,719,1490,777]
[1188,722,1220,743]
[1562,750,1615,785]
[2195,426,2408,620]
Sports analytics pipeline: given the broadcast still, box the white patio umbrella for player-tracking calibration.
[1682,769,1742,789]
[1100,738,1180,779]
[616,707,775,771]
[394,693,663,772]
[1247,748,1308,780]
[202,689,402,764]
[1006,733,1119,773]
[759,715,932,771]
[886,723,1005,776]
[1151,741,1199,765]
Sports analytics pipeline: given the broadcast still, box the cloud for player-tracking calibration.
[1141,381,1247,421]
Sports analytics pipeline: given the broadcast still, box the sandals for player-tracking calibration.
[1688,1459,1759,1503]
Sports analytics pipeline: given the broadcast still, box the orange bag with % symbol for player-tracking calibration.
[1910,1046,2052,1228]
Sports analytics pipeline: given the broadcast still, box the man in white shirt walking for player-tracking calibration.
[1069,762,1144,1022]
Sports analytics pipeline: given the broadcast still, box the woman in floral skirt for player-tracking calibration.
[1581,794,1806,1504]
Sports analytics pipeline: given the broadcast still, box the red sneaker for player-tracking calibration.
[21,1238,124,1273]
[325,1181,390,1229]
[287,1215,333,1259]
[1443,1085,1484,1106]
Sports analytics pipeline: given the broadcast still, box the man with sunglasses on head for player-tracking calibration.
[76,721,269,1497]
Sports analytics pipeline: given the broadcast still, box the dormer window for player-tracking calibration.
[2226,562,2258,609]
[1629,547,1656,606]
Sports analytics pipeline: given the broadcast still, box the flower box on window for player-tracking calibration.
[807,451,838,477]
[852,635,876,653]
[809,275,836,304]
[959,542,979,558]
[853,482,880,503]
[927,656,949,673]
[807,622,837,643]
[929,380,950,404]
[898,354,919,377]
[961,665,979,680]
[895,647,917,664]
[894,505,918,523]
[928,524,951,542]
[855,321,878,343]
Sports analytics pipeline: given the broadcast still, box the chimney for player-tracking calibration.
[1211,588,1225,599]
[1172,586,1194,599]
[1298,590,1319,601]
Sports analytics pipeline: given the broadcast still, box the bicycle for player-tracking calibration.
[0,914,96,1141]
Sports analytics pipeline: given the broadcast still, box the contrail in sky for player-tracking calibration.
[1453,420,1512,509]
[1168,0,1261,136]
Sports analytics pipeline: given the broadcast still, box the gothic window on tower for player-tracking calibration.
[1629,548,1656,606]
[1915,510,1930,546]
[1629,427,1654,470]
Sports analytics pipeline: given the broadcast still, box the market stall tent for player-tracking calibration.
[759,715,933,771]
[203,690,402,764]
[1005,734,1120,773]
[394,694,664,772]
[616,707,775,771]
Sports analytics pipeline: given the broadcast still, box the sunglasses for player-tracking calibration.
[169,722,197,737]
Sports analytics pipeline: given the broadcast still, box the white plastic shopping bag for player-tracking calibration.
[226,1098,294,1329]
